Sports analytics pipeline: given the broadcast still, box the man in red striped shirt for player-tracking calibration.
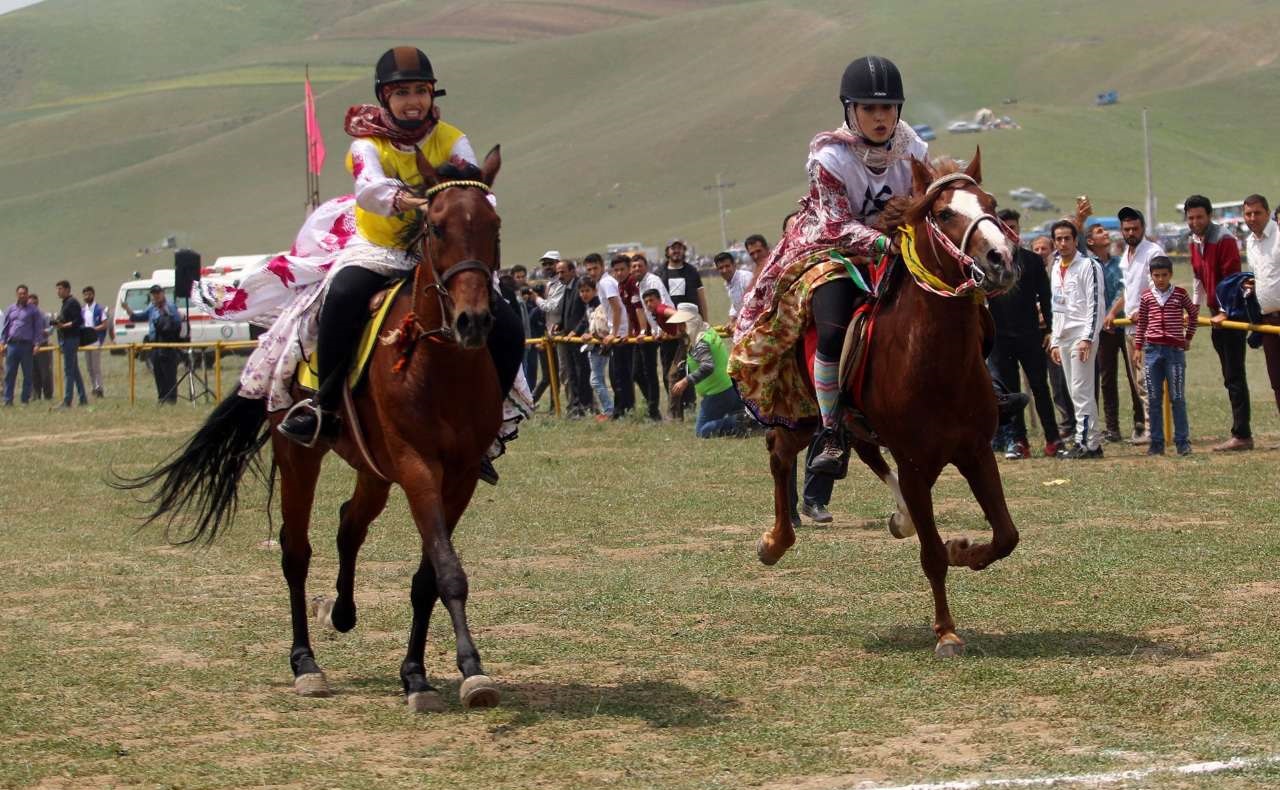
[1135,256,1198,455]
[1186,195,1251,451]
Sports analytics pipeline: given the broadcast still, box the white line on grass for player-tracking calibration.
[850,754,1280,790]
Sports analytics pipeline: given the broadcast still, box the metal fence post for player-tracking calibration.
[52,344,63,403]
[214,342,223,401]
[128,344,136,405]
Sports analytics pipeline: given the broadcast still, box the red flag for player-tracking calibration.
[304,77,326,175]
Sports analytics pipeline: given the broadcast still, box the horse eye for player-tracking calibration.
[938,209,956,222]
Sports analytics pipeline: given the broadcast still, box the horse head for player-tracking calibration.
[906,149,1018,293]
[414,146,503,349]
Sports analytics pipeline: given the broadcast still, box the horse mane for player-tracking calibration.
[394,161,489,253]
[902,156,965,226]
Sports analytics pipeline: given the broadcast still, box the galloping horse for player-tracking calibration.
[119,147,514,711]
[757,151,1021,657]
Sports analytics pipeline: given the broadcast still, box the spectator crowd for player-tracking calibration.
[6,192,1280,471]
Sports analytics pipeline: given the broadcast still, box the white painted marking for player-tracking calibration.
[948,190,1006,256]
[842,754,1280,790]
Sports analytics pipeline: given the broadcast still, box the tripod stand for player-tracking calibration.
[170,295,213,403]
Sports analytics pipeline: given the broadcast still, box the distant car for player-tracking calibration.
[947,121,982,134]
[1009,187,1037,200]
[1095,90,1118,106]
[1019,196,1057,212]
[911,123,936,141]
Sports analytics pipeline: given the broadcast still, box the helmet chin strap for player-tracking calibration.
[392,116,426,130]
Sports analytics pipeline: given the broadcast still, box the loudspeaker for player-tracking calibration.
[174,249,201,298]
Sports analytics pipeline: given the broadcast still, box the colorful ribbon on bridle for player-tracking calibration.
[898,173,1019,302]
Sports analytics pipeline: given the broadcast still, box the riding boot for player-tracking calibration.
[278,398,341,447]
[807,425,849,479]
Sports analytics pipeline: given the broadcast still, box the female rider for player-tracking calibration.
[201,47,526,482]
[731,55,926,478]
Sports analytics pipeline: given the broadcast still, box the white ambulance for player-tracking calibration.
[113,255,268,346]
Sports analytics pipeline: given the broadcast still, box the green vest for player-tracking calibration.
[688,329,733,397]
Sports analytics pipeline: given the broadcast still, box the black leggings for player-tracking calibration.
[316,266,525,410]
[811,277,859,361]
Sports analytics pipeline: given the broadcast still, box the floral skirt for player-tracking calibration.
[728,253,848,428]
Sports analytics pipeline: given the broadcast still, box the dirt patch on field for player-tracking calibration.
[0,426,173,448]
[1224,580,1280,602]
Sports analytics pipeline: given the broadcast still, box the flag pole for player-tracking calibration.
[304,64,312,215]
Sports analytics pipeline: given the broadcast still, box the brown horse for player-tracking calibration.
[757,151,1021,657]
[118,147,513,711]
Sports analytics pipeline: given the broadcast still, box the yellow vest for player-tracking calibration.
[345,121,466,248]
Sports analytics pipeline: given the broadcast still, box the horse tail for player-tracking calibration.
[112,385,271,544]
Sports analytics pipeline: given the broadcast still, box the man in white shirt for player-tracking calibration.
[1244,194,1280,416]
[1103,206,1164,442]
[584,253,631,416]
[630,254,671,421]
[714,252,754,322]
[1049,220,1106,458]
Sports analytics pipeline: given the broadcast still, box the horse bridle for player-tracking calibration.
[412,179,495,343]
[919,173,1018,293]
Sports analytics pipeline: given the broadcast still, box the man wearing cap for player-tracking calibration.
[657,239,704,418]
[121,284,181,404]
[668,306,745,438]
[544,258,592,417]
[1104,206,1164,444]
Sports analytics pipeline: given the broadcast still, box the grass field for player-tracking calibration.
[2,320,1280,787]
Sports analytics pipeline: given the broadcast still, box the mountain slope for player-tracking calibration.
[2,0,1278,288]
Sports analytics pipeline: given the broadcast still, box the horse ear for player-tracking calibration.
[480,145,501,187]
[415,148,441,190]
[909,157,933,196]
[965,147,983,184]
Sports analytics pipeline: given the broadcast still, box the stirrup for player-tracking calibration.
[279,398,324,449]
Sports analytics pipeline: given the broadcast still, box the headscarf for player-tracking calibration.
[809,119,924,172]
[343,102,441,146]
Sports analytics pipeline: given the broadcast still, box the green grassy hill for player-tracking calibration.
[2,0,1278,290]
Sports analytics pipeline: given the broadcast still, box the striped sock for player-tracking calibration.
[813,352,839,429]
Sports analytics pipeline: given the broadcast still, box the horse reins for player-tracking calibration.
[913,173,1018,298]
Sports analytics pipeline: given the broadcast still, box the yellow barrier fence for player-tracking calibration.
[6,316,1274,419]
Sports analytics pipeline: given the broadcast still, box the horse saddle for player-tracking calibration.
[296,279,407,394]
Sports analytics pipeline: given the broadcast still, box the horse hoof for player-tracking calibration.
[935,636,966,659]
[756,536,781,566]
[460,675,500,709]
[309,596,336,630]
[888,512,915,539]
[407,690,447,713]
[946,538,971,565]
[294,672,331,697]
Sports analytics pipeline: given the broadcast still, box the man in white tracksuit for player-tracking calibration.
[1048,220,1107,458]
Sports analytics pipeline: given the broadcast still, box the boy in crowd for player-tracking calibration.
[1134,256,1198,456]
[643,288,688,419]
[1048,220,1106,459]
[578,276,612,421]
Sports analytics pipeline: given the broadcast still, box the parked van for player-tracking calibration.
[113,255,268,346]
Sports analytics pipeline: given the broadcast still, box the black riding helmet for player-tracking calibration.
[374,46,446,108]
[839,55,905,107]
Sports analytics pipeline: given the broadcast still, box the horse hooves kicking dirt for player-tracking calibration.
[459,675,500,709]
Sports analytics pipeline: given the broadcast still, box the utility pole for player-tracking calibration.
[703,173,735,251]
[1142,108,1156,226]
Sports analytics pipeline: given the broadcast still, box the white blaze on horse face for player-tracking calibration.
[947,189,1012,263]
